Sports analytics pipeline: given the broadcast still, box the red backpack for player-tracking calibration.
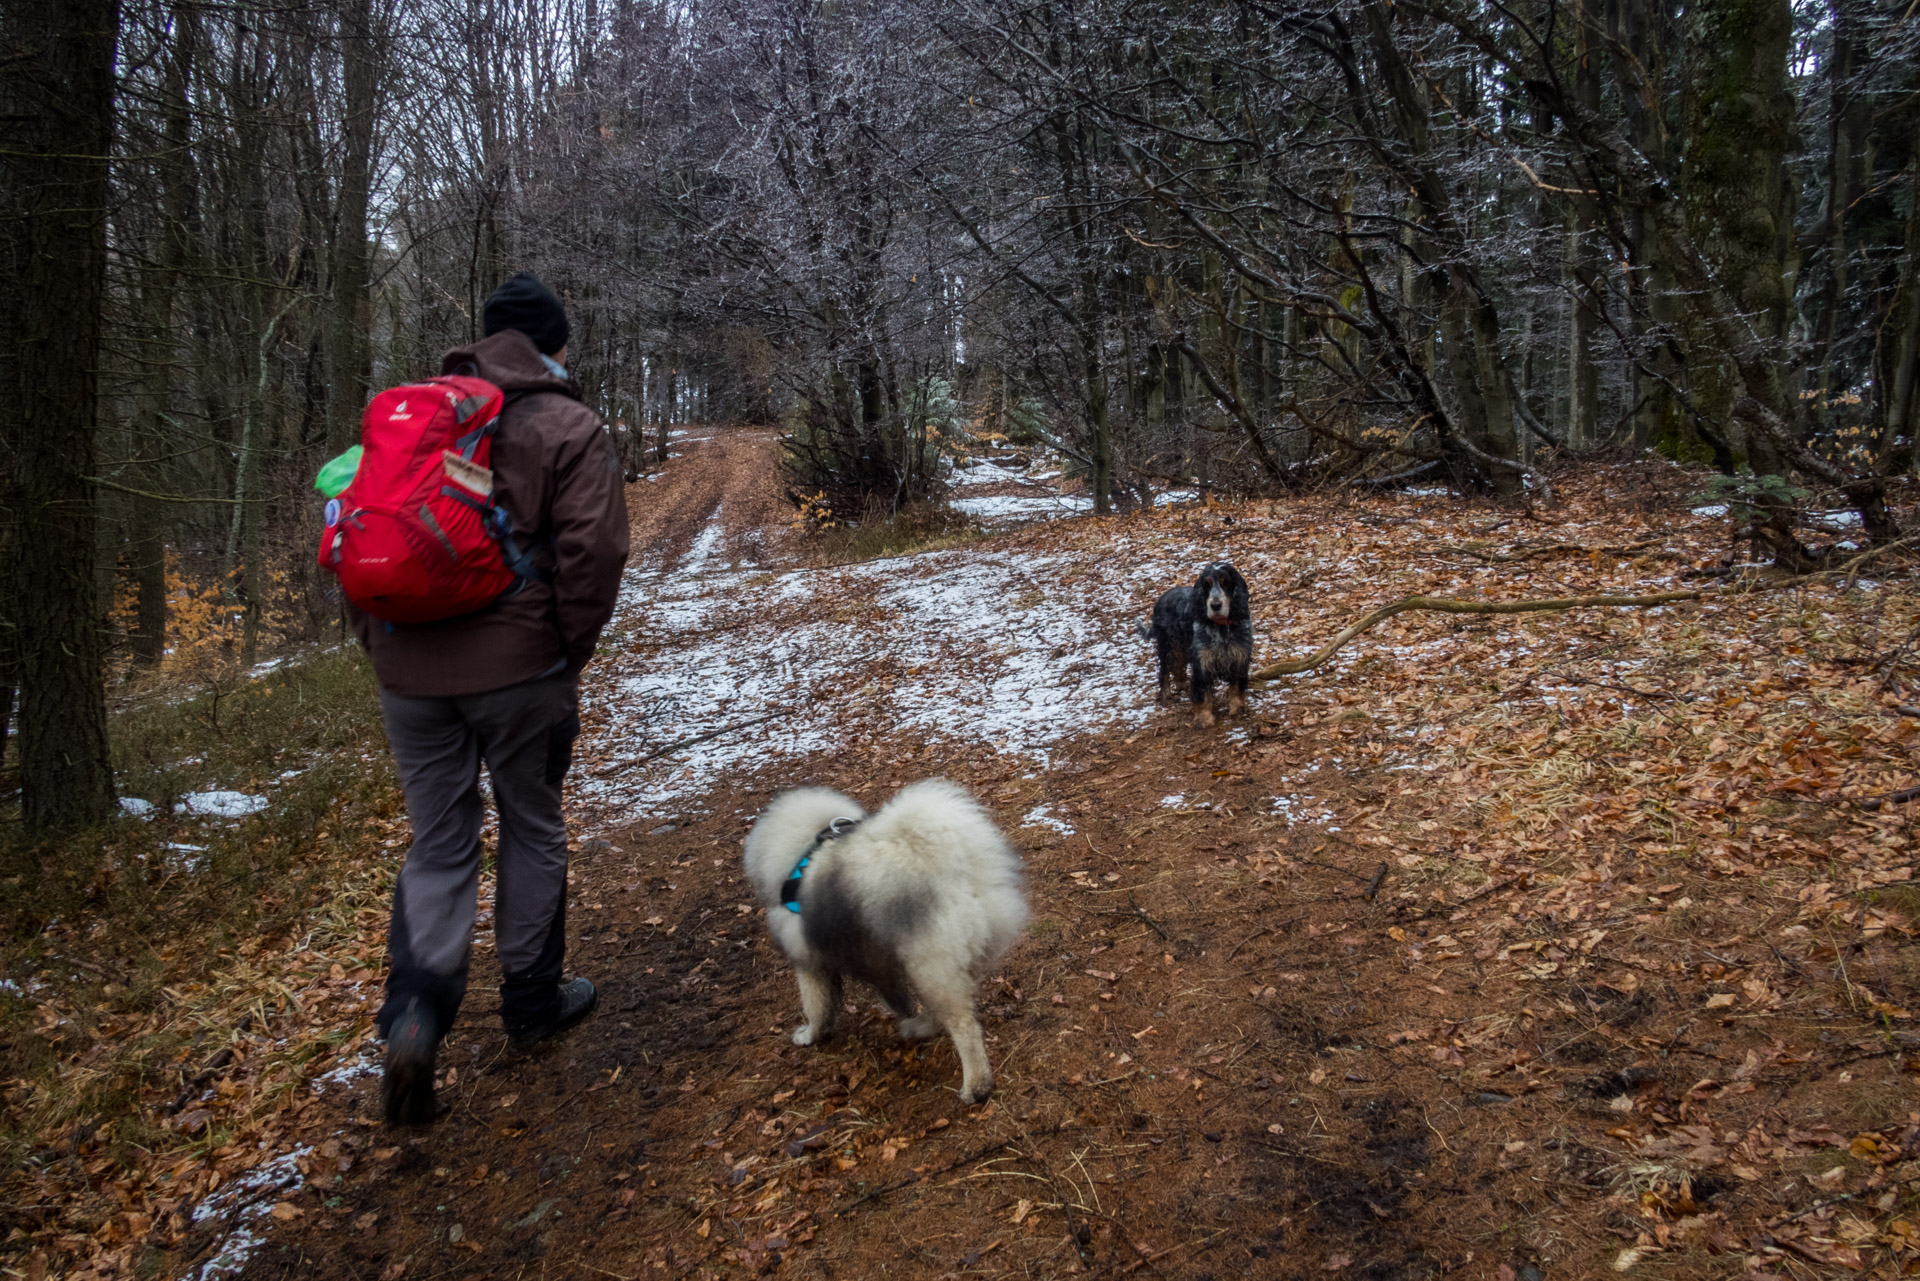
[317,376,548,623]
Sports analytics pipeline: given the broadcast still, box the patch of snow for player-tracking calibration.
[1269,795,1336,824]
[176,791,269,818]
[1691,504,1728,518]
[119,796,155,817]
[1821,509,1863,527]
[949,461,1026,487]
[951,493,1094,526]
[310,1044,380,1094]
[576,546,1162,826]
[162,842,208,873]
[1402,486,1452,497]
[1160,794,1185,808]
[1022,804,1075,835]
[245,643,344,682]
[187,1146,310,1279]
[679,512,729,573]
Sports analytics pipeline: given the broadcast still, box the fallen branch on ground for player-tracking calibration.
[1285,852,1388,893]
[1548,671,1681,702]
[1251,591,1703,682]
[833,1125,1072,1215]
[165,1015,256,1115]
[1402,872,1529,920]
[1110,890,1169,940]
[610,714,780,771]
[1120,1229,1230,1276]
[1840,535,1920,589]
[1856,786,1920,813]
[1438,537,1669,563]
[1362,861,1389,901]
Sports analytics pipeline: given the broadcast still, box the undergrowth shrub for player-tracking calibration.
[810,500,981,563]
[0,646,398,1216]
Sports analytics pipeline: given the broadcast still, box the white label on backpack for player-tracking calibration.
[441,451,494,498]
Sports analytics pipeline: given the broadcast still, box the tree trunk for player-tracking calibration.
[327,0,378,451]
[229,302,291,667]
[663,350,679,463]
[1435,279,1519,496]
[1354,4,1522,492]
[0,0,120,828]
[1888,160,1920,465]
[128,2,197,665]
[1566,0,1603,449]
[1603,0,1682,455]
[1082,317,1112,515]
[1679,0,1796,474]
[1809,0,1870,436]
[1468,292,1521,493]
[1566,214,1597,451]
[0,513,17,767]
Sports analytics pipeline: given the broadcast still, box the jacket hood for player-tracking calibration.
[440,328,580,398]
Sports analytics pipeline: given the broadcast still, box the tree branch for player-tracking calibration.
[1251,591,1703,682]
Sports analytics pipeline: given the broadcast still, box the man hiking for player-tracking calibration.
[350,272,630,1124]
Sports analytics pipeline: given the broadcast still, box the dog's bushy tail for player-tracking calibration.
[1134,620,1152,641]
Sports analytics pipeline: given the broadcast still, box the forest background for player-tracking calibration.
[4,4,1920,1277]
[0,0,1917,827]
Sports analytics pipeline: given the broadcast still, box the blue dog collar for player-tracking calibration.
[780,855,811,913]
[780,816,860,914]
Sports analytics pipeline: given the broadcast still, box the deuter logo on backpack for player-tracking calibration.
[316,375,548,623]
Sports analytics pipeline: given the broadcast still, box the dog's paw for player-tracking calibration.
[957,1079,994,1105]
[896,1014,938,1041]
[791,1024,819,1046]
[1193,706,1216,728]
[1226,690,1247,715]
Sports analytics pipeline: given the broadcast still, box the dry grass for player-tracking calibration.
[809,501,986,564]
[0,648,401,1278]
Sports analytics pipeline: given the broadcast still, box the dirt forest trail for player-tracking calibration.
[622,429,802,575]
[232,432,1920,1281]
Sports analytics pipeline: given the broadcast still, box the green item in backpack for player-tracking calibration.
[315,445,362,498]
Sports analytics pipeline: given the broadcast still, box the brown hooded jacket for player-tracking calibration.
[350,329,630,696]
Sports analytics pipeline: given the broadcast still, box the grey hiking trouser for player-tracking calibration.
[375,671,581,1038]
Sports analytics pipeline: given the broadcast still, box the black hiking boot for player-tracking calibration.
[381,997,440,1126]
[507,976,598,1049]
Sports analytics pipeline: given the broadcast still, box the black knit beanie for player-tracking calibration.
[482,272,570,355]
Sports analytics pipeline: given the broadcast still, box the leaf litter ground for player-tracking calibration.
[18,429,1920,1281]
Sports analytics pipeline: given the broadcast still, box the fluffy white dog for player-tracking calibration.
[743,779,1027,1103]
